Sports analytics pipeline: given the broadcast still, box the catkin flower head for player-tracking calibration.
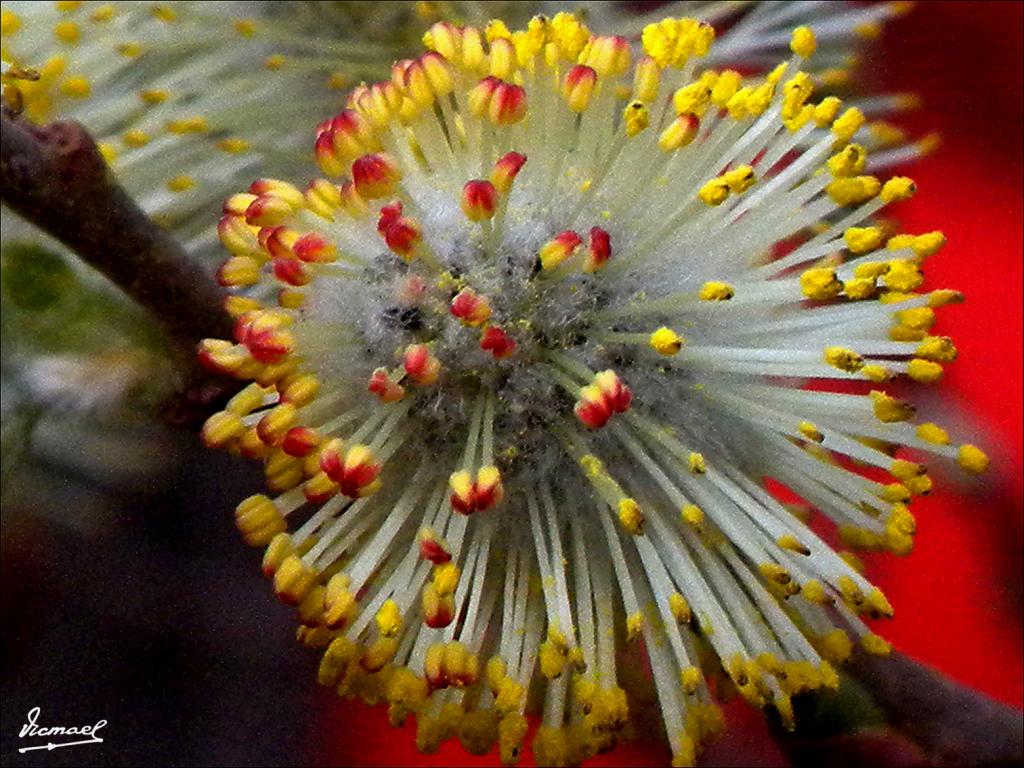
[200,10,984,768]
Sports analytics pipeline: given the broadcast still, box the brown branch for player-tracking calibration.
[774,650,1024,768]
[1,108,238,426]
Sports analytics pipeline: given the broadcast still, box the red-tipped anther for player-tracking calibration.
[368,368,406,403]
[404,344,441,385]
[337,444,381,497]
[391,59,414,90]
[293,232,337,263]
[224,192,257,216]
[272,257,311,287]
[245,194,294,227]
[216,255,260,287]
[243,316,294,364]
[480,325,516,358]
[491,151,527,194]
[449,470,476,515]
[595,370,631,413]
[461,179,499,221]
[538,230,583,270]
[582,35,631,76]
[383,217,422,260]
[328,109,375,161]
[264,227,299,260]
[489,81,527,125]
[468,76,501,117]
[217,215,260,259]
[423,587,454,629]
[197,339,247,375]
[472,466,504,512]
[282,426,320,458]
[563,65,598,112]
[377,200,404,234]
[318,437,346,481]
[575,384,613,429]
[584,227,612,273]
[352,153,402,199]
[315,129,345,177]
[404,51,454,105]
[256,403,298,446]
[450,288,492,327]
[418,527,452,564]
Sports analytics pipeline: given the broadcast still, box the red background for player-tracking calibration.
[315,3,1024,765]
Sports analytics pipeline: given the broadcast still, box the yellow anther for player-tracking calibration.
[790,25,817,57]
[893,306,935,331]
[623,101,649,137]
[673,81,712,117]
[824,346,864,372]
[916,422,950,445]
[59,75,90,98]
[668,592,691,623]
[800,267,842,300]
[861,633,892,656]
[687,452,706,474]
[781,72,813,120]
[882,259,924,291]
[549,12,590,60]
[879,177,917,205]
[859,364,892,383]
[1,9,21,36]
[723,165,756,194]
[139,88,170,105]
[697,280,734,301]
[539,641,567,678]
[746,81,776,116]
[801,579,830,604]
[827,175,881,205]
[375,599,403,637]
[167,175,195,193]
[649,327,684,355]
[843,277,877,301]
[433,561,460,596]
[681,504,704,528]
[681,666,703,694]
[759,562,793,586]
[798,422,824,443]
[904,474,932,496]
[853,261,890,280]
[882,482,912,503]
[819,629,853,663]
[698,177,730,206]
[485,19,512,42]
[766,62,788,86]
[152,5,178,22]
[710,70,741,106]
[831,107,865,143]
[121,129,150,148]
[617,498,644,535]
[217,138,251,154]
[54,20,80,44]
[97,143,117,164]
[958,444,989,474]
[783,104,815,132]
[870,391,915,423]
[828,144,868,178]
[906,358,943,383]
[777,534,811,555]
[813,96,842,128]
